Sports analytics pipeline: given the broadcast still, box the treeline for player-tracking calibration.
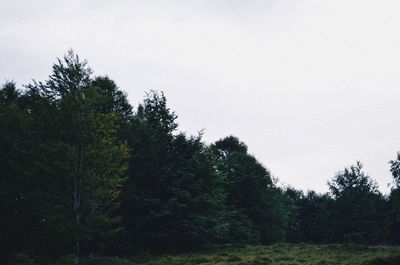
[1,51,399,264]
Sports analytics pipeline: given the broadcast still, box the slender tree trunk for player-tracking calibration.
[73,143,84,265]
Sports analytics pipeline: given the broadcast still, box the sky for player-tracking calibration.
[2,0,400,193]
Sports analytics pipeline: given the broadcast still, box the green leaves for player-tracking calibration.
[389,152,400,188]
[121,92,224,249]
[0,51,131,262]
[327,162,386,243]
[3,50,400,264]
[211,136,288,244]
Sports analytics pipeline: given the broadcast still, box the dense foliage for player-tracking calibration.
[1,51,399,264]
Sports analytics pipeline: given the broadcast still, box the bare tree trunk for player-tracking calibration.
[73,143,84,265]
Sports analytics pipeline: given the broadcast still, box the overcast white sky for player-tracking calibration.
[2,0,400,193]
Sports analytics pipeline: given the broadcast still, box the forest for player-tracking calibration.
[1,51,400,265]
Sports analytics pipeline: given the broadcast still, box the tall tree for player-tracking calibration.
[0,82,30,263]
[328,161,386,243]
[25,50,129,264]
[390,152,400,188]
[91,76,133,123]
[388,153,400,243]
[211,136,289,243]
[285,188,333,243]
[121,91,224,250]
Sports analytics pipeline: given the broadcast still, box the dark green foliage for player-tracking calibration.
[286,188,333,243]
[0,82,38,263]
[28,51,129,262]
[2,51,400,264]
[327,162,387,243]
[121,91,224,250]
[1,52,129,264]
[91,76,133,122]
[387,188,400,243]
[211,136,290,244]
[388,153,400,243]
[328,162,379,198]
[389,152,400,187]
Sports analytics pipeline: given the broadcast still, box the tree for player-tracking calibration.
[24,50,129,264]
[285,188,333,243]
[329,161,379,198]
[388,153,400,243]
[390,152,400,188]
[211,136,289,243]
[91,76,133,123]
[387,188,400,243]
[121,91,224,250]
[0,81,31,263]
[328,162,386,243]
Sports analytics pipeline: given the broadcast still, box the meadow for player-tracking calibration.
[82,244,400,265]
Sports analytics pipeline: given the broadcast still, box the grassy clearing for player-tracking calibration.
[129,244,400,265]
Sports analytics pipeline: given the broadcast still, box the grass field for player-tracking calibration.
[125,244,400,265]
